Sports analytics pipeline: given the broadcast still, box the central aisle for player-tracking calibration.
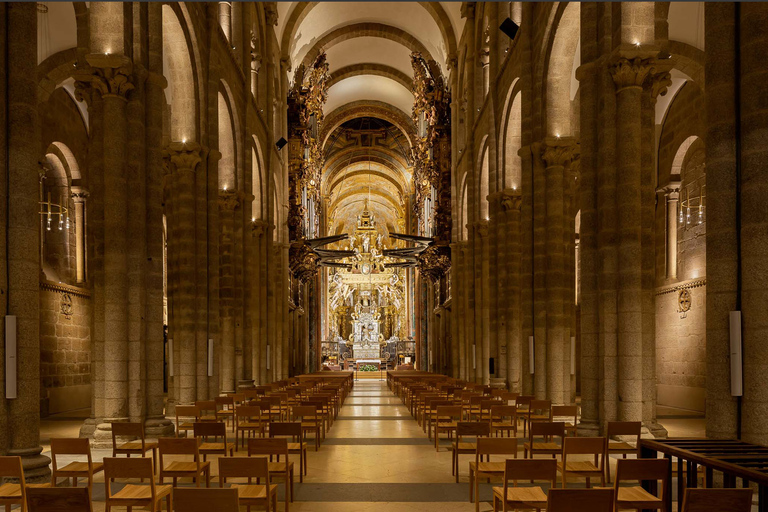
[292,379,484,511]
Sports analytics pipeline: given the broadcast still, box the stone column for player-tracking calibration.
[164,142,202,405]
[541,138,578,405]
[665,186,680,280]
[71,188,88,284]
[219,190,238,392]
[3,2,50,480]
[250,34,261,99]
[477,220,490,384]
[503,190,522,391]
[611,57,653,422]
[218,2,232,42]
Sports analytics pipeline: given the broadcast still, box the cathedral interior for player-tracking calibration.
[0,1,767,510]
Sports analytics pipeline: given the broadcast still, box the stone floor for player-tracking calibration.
[37,381,716,511]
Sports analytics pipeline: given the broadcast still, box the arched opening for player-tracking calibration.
[479,145,490,220]
[545,2,580,137]
[162,5,196,142]
[503,91,522,190]
[218,91,236,190]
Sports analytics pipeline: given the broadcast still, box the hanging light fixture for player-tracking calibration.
[679,184,705,230]
[39,174,70,233]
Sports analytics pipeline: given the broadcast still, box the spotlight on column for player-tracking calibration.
[499,18,519,40]
[275,137,288,151]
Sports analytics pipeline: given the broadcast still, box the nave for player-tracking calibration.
[25,374,720,512]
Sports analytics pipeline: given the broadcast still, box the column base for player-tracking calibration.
[8,446,50,483]
[643,421,669,439]
[577,420,601,437]
[237,379,255,390]
[489,377,507,389]
[145,416,175,438]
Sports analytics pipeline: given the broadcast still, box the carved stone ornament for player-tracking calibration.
[541,138,580,169]
[60,293,73,320]
[252,219,270,238]
[501,188,522,212]
[610,57,655,91]
[289,243,319,283]
[650,71,673,99]
[218,189,240,211]
[75,54,135,100]
[163,141,203,174]
[678,289,692,315]
[417,244,451,283]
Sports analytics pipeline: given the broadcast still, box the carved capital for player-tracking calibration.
[218,189,240,211]
[649,70,673,99]
[78,54,135,99]
[501,188,522,212]
[264,2,278,26]
[541,137,580,169]
[610,57,655,91]
[251,219,270,238]
[476,219,489,238]
[70,186,89,203]
[163,141,203,173]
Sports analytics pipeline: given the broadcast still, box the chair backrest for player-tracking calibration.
[546,488,614,512]
[26,487,93,512]
[51,437,91,456]
[502,458,557,484]
[248,437,289,458]
[159,437,200,458]
[196,400,216,415]
[456,421,491,439]
[501,392,519,404]
[529,399,552,417]
[529,421,566,442]
[516,395,533,408]
[269,421,302,438]
[111,422,144,449]
[103,457,155,498]
[614,458,669,503]
[236,405,262,422]
[218,456,270,483]
[606,420,641,438]
[0,455,24,481]
[476,437,518,459]
[435,405,462,419]
[173,488,239,512]
[215,396,235,408]
[175,405,200,420]
[563,436,605,468]
[551,405,578,421]
[681,488,753,512]
[491,405,517,421]
[193,421,227,440]
[292,405,317,420]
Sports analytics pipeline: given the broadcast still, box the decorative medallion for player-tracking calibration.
[60,293,73,320]
[678,289,692,317]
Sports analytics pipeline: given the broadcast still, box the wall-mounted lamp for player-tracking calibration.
[499,18,519,40]
[275,137,287,151]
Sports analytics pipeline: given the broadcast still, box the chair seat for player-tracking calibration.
[492,485,548,507]
[470,461,506,474]
[238,422,264,430]
[287,442,307,451]
[435,421,458,429]
[178,422,194,430]
[0,482,50,498]
[268,462,294,473]
[163,461,210,474]
[217,409,234,415]
[524,441,561,452]
[56,461,104,475]
[117,441,158,452]
[199,415,216,422]
[608,441,636,453]
[615,486,663,508]
[452,442,476,451]
[199,442,235,453]
[558,461,601,474]
[232,483,279,500]
[110,484,172,501]
[491,422,515,428]
[300,422,321,429]
[529,414,550,421]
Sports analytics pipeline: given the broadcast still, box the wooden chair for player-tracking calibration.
[172,488,239,512]
[215,396,236,432]
[514,395,533,429]
[0,455,49,512]
[490,405,518,438]
[158,437,211,488]
[300,399,328,439]
[557,436,606,488]
[174,405,200,438]
[522,399,552,438]
[468,396,485,421]
[26,487,92,512]
[111,422,158,472]
[270,422,308,482]
[681,488,753,512]
[492,458,556,512]
[292,405,322,451]
[236,404,266,450]
[452,421,491,482]
[247,438,293,512]
[479,399,503,423]
[193,421,235,461]
[612,458,669,511]
[551,405,579,437]
[434,405,463,451]
[195,400,217,422]
[103,456,172,512]
[524,421,565,459]
[470,437,518,512]
[546,488,614,512]
[605,421,641,483]
[218,456,278,512]
[426,399,454,439]
[50,438,104,491]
